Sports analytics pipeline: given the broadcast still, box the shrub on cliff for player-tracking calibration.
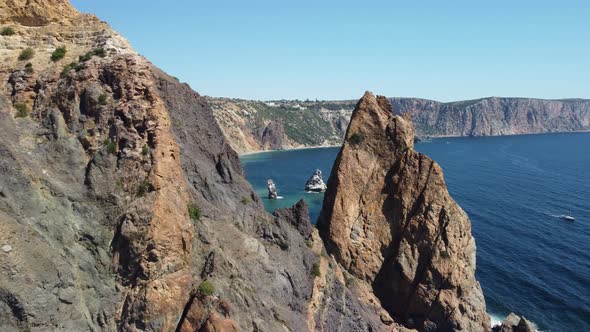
[136,179,150,197]
[24,62,33,74]
[241,196,251,205]
[18,48,34,61]
[198,280,215,296]
[103,139,117,155]
[349,132,365,146]
[92,47,106,57]
[15,103,28,118]
[188,203,201,221]
[1,27,15,36]
[51,46,67,62]
[98,93,108,105]
[311,262,321,278]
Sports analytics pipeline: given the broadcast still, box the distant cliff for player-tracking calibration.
[391,97,590,138]
[210,97,590,153]
[208,97,354,154]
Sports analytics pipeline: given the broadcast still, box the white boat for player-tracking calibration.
[561,215,575,221]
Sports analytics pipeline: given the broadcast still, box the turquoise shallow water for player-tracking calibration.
[241,133,590,332]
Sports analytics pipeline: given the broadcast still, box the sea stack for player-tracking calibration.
[304,169,327,192]
[267,179,278,199]
[318,92,490,331]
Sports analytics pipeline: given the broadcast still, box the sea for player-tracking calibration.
[241,132,590,332]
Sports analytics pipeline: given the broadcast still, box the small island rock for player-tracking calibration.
[267,179,278,199]
[305,169,327,192]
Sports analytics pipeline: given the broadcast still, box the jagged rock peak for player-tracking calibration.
[0,0,80,26]
[318,91,490,331]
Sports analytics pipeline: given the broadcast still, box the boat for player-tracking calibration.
[561,215,575,221]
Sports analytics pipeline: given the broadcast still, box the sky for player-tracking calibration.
[70,0,590,101]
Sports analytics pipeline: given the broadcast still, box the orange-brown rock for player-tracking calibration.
[0,0,79,26]
[318,92,490,331]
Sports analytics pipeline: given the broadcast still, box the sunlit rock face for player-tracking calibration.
[319,91,490,332]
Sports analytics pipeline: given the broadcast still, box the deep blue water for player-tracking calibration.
[241,133,590,332]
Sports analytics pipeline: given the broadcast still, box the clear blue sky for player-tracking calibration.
[71,0,589,101]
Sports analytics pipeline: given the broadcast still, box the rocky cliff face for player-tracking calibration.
[0,2,399,331]
[210,96,589,153]
[208,98,353,154]
[318,92,490,331]
[390,97,590,138]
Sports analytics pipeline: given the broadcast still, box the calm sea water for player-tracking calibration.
[241,133,590,332]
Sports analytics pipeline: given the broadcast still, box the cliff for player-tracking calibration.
[0,2,401,331]
[390,97,590,138]
[208,97,353,154]
[318,92,490,331]
[210,96,590,153]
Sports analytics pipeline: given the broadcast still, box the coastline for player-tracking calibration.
[239,130,590,157]
[238,144,342,157]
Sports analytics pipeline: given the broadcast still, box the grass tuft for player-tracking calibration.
[198,280,215,296]
[188,203,201,221]
[1,27,15,36]
[18,48,34,61]
[50,46,66,62]
[15,103,28,118]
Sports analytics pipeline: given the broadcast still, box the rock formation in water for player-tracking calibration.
[267,179,278,199]
[209,96,590,154]
[318,92,490,331]
[492,313,536,332]
[0,2,401,331]
[305,169,328,192]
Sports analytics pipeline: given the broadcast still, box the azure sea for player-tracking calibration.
[241,132,590,332]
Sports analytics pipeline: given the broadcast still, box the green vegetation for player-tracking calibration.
[15,103,28,118]
[209,98,355,147]
[18,48,34,61]
[24,62,33,74]
[345,273,357,287]
[98,93,108,105]
[241,196,251,205]
[92,47,106,57]
[188,203,201,221]
[103,139,117,155]
[198,280,215,296]
[78,52,92,62]
[141,144,149,156]
[137,179,149,197]
[311,262,321,278]
[1,27,15,36]
[349,132,365,146]
[61,62,77,78]
[305,239,313,248]
[63,61,85,77]
[79,48,107,63]
[50,46,67,62]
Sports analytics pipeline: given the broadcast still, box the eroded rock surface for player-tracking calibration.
[318,92,490,332]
